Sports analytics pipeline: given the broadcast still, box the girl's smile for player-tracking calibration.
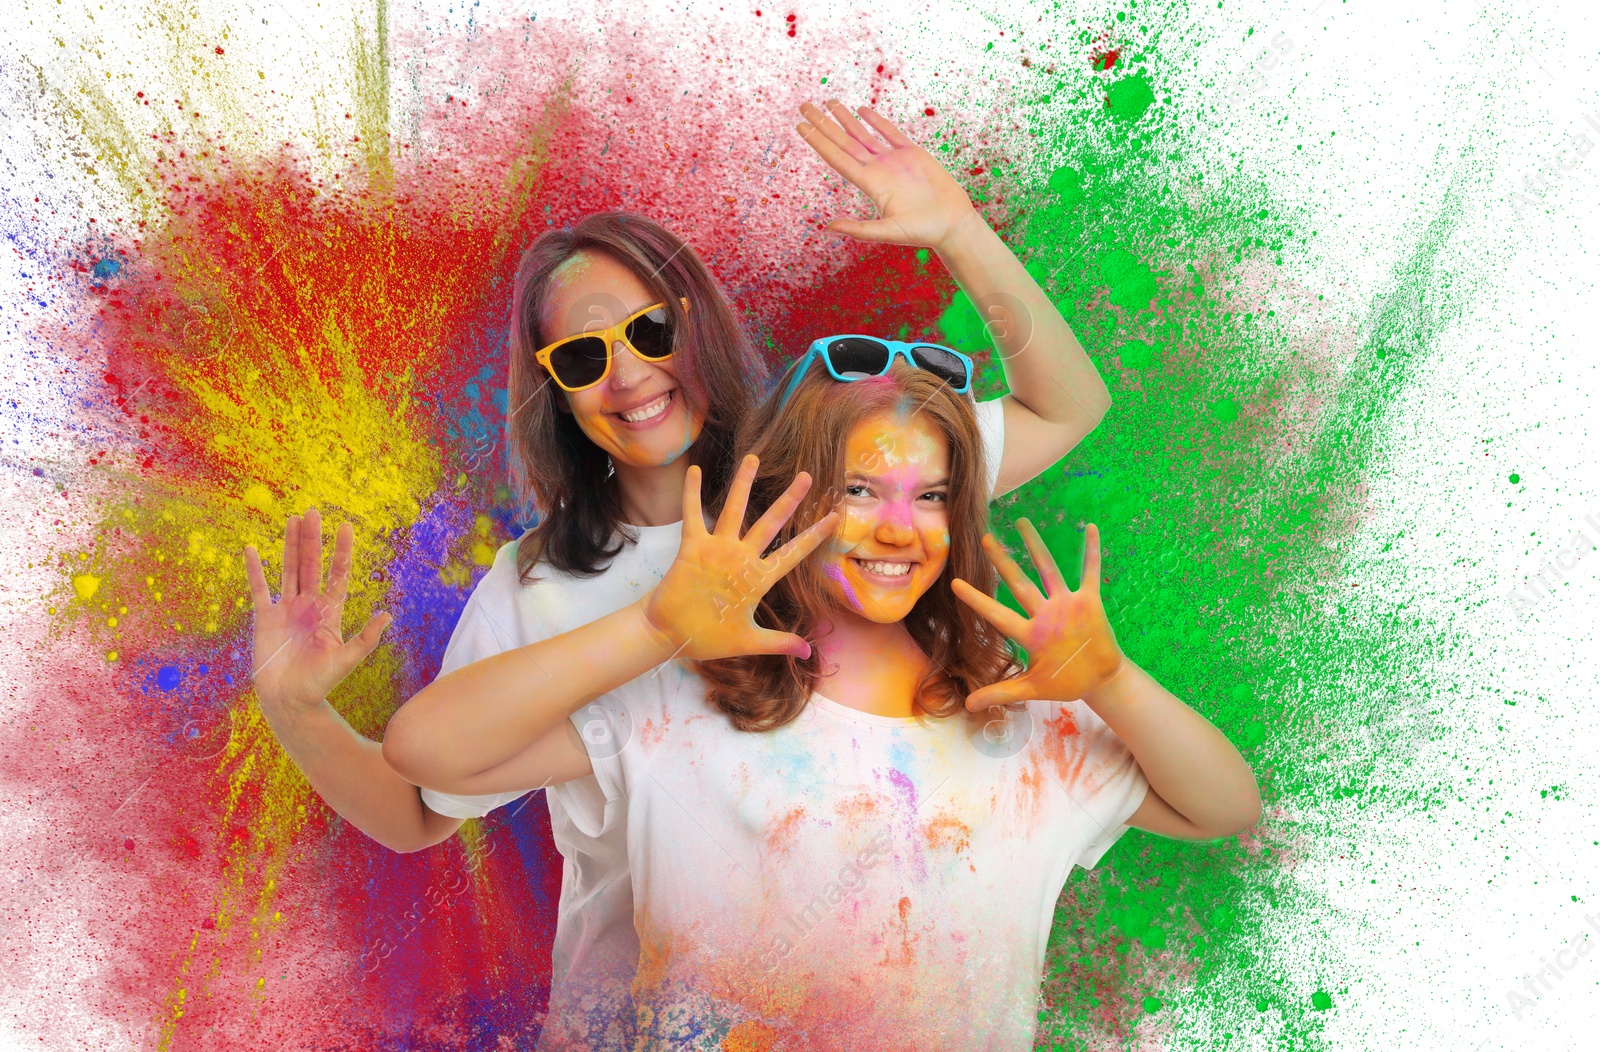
[820,406,952,623]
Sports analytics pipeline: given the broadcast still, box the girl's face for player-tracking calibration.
[817,405,952,624]
[540,250,705,467]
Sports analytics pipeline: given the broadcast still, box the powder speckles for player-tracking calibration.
[920,812,972,858]
[763,805,810,856]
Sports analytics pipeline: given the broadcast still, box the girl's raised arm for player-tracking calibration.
[795,100,1113,495]
[952,520,1261,841]
[381,456,838,794]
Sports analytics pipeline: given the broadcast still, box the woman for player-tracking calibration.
[244,100,1112,1048]
[381,359,1261,1050]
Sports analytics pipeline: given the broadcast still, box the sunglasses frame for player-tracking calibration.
[535,296,691,393]
[776,334,975,409]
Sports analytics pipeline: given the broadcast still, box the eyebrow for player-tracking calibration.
[845,472,951,488]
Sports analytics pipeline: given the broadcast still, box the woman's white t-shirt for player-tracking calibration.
[419,398,1007,1050]
[578,662,1149,1051]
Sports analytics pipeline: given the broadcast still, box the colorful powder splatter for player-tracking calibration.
[0,0,1486,1049]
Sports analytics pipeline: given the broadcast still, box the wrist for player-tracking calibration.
[257,692,337,744]
[1080,653,1135,708]
[631,595,689,665]
[931,206,987,257]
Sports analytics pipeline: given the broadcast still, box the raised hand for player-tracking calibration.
[243,509,392,718]
[794,99,977,250]
[951,519,1127,711]
[641,455,839,661]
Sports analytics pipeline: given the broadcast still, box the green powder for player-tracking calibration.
[947,4,1472,1047]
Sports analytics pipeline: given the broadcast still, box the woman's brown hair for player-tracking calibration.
[506,212,766,579]
[699,362,1016,732]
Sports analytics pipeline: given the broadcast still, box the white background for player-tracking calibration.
[2,0,1597,1049]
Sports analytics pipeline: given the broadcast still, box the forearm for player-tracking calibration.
[382,599,674,787]
[1081,658,1261,837]
[934,208,1111,428]
[260,699,459,853]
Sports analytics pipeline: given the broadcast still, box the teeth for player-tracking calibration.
[857,559,912,576]
[618,392,670,423]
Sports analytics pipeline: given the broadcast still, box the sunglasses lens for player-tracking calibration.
[909,345,970,388]
[625,306,675,360]
[548,336,611,389]
[826,338,893,377]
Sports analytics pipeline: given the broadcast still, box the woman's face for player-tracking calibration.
[540,249,704,467]
[817,405,952,624]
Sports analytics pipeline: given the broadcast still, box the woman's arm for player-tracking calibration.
[795,100,1112,495]
[952,519,1260,841]
[381,601,677,787]
[382,459,837,792]
[245,509,465,853]
[260,697,465,852]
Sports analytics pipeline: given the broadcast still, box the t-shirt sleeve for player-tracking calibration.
[417,556,546,820]
[971,396,1007,499]
[565,664,688,829]
[549,689,637,839]
[1048,700,1150,871]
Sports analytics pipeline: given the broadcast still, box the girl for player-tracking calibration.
[381,361,1261,1050]
[244,100,1113,1048]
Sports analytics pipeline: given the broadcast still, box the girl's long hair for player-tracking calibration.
[505,213,765,580]
[699,362,1016,731]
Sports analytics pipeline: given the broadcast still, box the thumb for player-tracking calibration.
[825,217,908,244]
[747,627,814,661]
[965,676,1036,712]
[333,612,391,675]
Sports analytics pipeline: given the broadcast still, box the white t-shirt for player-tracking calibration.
[419,398,1007,1050]
[579,664,1149,1052]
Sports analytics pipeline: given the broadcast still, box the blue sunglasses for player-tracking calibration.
[776,336,974,410]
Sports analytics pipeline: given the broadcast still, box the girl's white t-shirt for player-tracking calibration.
[418,398,1006,1050]
[578,662,1149,1052]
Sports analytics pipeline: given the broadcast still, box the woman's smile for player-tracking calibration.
[610,387,678,428]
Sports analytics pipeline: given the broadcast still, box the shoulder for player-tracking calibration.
[455,532,577,642]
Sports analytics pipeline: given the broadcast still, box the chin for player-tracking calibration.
[826,578,926,624]
[858,596,919,623]
[597,413,703,468]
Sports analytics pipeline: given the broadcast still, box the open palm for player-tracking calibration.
[795,100,976,249]
[642,455,838,661]
[952,519,1127,711]
[243,509,391,717]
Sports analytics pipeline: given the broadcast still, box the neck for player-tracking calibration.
[813,605,929,719]
[613,457,691,527]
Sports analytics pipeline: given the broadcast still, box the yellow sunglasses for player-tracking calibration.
[535,297,690,393]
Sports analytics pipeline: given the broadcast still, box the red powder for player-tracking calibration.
[10,11,1026,1048]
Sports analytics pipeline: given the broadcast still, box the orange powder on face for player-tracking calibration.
[820,412,951,624]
